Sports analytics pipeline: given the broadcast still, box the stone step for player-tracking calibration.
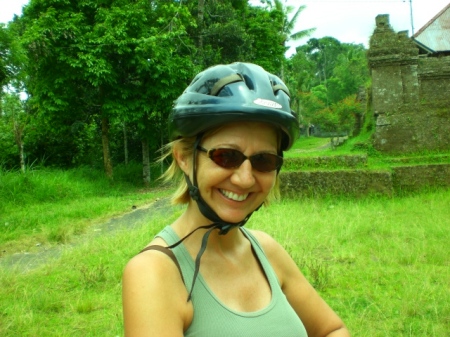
[283,154,368,170]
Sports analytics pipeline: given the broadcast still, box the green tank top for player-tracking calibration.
[157,226,308,337]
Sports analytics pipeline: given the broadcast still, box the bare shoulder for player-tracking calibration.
[122,237,180,289]
[122,245,192,336]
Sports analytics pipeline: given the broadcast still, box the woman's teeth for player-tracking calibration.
[220,189,248,201]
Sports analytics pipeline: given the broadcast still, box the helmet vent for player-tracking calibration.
[242,74,255,91]
[272,84,290,97]
[210,73,243,96]
[270,76,290,97]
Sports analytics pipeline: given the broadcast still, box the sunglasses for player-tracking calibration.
[197,146,283,172]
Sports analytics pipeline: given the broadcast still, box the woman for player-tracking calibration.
[122,62,350,337]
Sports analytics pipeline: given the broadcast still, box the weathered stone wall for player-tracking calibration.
[392,163,450,192]
[279,163,450,198]
[368,15,450,154]
[280,170,393,198]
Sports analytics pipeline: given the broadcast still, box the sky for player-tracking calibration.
[252,0,450,55]
[1,0,449,56]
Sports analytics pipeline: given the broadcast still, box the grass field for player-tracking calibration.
[0,146,449,336]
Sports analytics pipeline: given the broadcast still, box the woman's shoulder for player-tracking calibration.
[122,240,192,335]
[123,233,180,281]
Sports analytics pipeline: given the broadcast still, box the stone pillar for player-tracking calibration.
[367,15,420,153]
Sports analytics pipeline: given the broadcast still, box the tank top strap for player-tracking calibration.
[239,227,282,289]
[155,226,196,291]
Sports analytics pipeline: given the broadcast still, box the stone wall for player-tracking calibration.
[280,170,393,198]
[368,15,450,154]
[279,163,450,198]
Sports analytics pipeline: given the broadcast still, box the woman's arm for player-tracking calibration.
[252,230,350,337]
[122,251,192,337]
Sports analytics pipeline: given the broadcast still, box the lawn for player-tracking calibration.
[0,141,449,336]
[0,181,448,335]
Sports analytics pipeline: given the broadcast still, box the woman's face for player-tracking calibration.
[193,121,279,223]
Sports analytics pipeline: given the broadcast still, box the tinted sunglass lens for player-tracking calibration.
[251,153,282,172]
[210,149,245,168]
[207,148,282,172]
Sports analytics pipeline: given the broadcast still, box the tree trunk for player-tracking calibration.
[19,142,25,173]
[101,117,114,180]
[123,122,129,165]
[160,129,164,176]
[13,120,25,173]
[142,138,150,187]
[197,0,204,58]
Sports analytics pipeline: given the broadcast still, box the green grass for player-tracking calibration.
[284,136,331,157]
[283,133,450,171]
[248,191,450,336]
[0,184,449,336]
[0,164,171,255]
[1,147,449,336]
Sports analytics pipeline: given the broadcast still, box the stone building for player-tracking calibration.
[367,8,450,154]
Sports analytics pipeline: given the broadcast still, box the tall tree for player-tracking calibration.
[17,0,196,182]
[263,0,315,78]
[0,24,11,91]
[6,94,27,172]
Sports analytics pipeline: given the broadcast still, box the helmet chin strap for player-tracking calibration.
[186,133,254,233]
[184,175,251,234]
[169,134,258,302]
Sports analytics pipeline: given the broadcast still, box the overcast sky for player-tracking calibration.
[2,0,449,56]
[253,0,450,55]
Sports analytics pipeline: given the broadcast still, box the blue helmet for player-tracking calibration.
[170,62,299,151]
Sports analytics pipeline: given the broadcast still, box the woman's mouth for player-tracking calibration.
[220,189,249,201]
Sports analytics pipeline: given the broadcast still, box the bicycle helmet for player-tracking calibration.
[169,62,299,151]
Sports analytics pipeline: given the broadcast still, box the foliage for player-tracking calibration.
[9,0,197,174]
[0,24,11,89]
[243,4,286,74]
[256,0,315,77]
[330,95,363,134]
[287,37,369,134]
[0,0,371,179]
[0,93,29,170]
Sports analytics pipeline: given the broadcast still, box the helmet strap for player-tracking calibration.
[184,133,253,233]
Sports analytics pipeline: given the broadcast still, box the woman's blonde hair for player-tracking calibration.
[158,135,281,206]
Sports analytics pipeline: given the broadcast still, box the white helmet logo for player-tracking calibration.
[253,98,282,109]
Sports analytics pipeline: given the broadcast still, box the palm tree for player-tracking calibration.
[271,0,315,78]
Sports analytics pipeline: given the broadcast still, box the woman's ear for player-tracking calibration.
[173,145,190,176]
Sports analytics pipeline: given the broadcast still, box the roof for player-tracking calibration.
[413,2,450,52]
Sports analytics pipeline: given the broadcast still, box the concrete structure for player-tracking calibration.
[367,14,450,154]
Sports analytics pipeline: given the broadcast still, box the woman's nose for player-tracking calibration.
[230,159,255,188]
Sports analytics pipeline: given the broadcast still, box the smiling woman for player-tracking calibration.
[122,62,351,337]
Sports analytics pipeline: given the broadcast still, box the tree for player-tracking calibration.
[3,0,327,180]
[259,0,314,78]
[0,24,11,91]
[17,0,196,183]
[0,93,29,172]
[244,4,286,73]
[331,45,369,102]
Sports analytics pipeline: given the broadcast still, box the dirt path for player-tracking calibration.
[0,198,175,272]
